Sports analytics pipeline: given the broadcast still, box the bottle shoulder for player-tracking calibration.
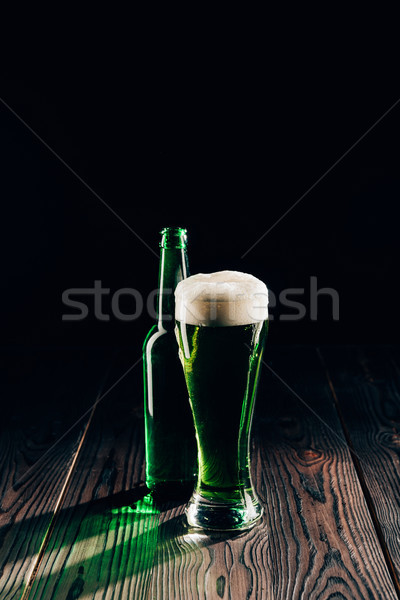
[143,324,177,352]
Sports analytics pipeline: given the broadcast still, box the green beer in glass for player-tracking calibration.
[175,270,268,530]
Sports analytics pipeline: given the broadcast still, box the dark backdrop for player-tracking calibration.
[1,22,399,354]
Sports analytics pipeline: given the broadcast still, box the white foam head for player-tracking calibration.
[175,270,269,326]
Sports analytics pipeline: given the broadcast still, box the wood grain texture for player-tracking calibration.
[27,354,153,599]
[320,345,400,592]
[254,346,397,600]
[0,348,110,600]
[20,346,400,599]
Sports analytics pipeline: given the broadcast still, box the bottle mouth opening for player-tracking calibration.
[160,227,188,249]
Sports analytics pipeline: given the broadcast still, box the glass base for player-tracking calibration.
[185,491,263,531]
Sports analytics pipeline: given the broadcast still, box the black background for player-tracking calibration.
[1,14,399,355]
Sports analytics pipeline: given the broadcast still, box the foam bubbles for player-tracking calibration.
[175,270,269,326]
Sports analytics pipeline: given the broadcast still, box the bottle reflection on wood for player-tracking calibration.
[143,227,197,498]
[65,566,85,599]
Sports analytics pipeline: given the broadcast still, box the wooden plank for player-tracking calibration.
[319,345,400,592]
[26,353,158,599]
[27,346,398,599]
[0,347,110,600]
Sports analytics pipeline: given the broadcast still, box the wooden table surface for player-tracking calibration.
[1,345,400,599]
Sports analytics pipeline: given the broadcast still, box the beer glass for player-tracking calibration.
[175,270,268,531]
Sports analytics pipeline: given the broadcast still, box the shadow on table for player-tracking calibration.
[1,484,253,598]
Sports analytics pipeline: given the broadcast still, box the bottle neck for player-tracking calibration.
[157,246,189,328]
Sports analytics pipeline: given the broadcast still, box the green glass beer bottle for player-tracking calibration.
[143,227,197,496]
